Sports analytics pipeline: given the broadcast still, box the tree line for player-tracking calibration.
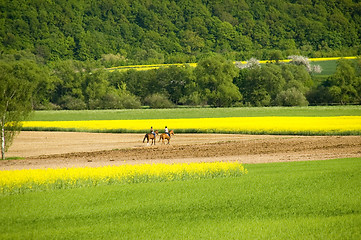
[1,55,360,111]
[1,0,360,64]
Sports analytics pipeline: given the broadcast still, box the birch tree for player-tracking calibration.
[0,61,34,160]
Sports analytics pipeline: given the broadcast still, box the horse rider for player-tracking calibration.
[150,126,156,138]
[165,126,170,137]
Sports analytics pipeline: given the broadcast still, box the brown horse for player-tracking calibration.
[143,130,158,145]
[159,130,174,144]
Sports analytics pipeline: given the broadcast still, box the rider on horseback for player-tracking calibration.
[150,126,156,138]
[165,126,170,137]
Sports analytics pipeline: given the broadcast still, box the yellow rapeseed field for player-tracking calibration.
[22,116,361,134]
[107,57,357,71]
[0,162,247,193]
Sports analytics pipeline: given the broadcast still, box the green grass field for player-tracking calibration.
[312,60,338,76]
[1,158,360,239]
[29,106,361,121]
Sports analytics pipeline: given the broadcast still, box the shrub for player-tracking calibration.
[99,93,122,109]
[119,94,142,109]
[33,102,61,110]
[60,95,87,110]
[275,88,309,106]
[144,93,174,108]
[179,92,205,106]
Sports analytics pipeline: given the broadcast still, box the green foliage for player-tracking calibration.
[179,91,204,106]
[1,158,360,239]
[325,60,361,104]
[1,0,360,63]
[235,62,312,106]
[59,95,87,110]
[0,60,36,158]
[275,87,309,106]
[194,56,242,106]
[144,93,174,109]
[309,59,361,105]
[111,65,195,106]
[0,57,355,110]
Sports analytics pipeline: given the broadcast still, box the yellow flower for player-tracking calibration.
[22,116,361,134]
[0,162,247,194]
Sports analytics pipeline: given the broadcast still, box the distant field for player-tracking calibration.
[311,60,338,76]
[29,106,361,121]
[1,158,360,239]
[107,56,357,73]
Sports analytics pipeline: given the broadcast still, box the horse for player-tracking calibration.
[159,130,174,144]
[143,130,158,145]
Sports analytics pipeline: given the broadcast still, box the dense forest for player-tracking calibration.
[1,0,361,110]
[1,0,361,63]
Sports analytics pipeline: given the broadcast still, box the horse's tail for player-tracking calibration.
[159,134,162,142]
[143,134,148,143]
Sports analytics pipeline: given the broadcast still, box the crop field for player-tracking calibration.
[106,56,357,72]
[23,106,361,135]
[22,116,361,135]
[27,105,361,121]
[2,106,361,239]
[0,161,247,194]
[1,158,360,239]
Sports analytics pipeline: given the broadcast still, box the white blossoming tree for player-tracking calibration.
[235,58,261,69]
[288,55,322,73]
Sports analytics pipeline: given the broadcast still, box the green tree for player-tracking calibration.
[235,61,312,106]
[236,64,285,106]
[155,65,193,104]
[84,69,109,109]
[194,56,241,107]
[269,50,283,63]
[324,59,361,104]
[0,61,34,159]
[51,60,87,109]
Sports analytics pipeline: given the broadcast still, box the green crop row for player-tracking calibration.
[28,106,361,121]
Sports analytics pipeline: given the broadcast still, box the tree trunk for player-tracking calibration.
[1,117,5,160]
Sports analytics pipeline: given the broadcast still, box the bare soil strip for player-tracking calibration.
[2,132,361,170]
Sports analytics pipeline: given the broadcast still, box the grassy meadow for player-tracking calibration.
[311,59,337,76]
[28,105,361,121]
[1,158,360,239]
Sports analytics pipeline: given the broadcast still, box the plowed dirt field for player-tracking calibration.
[2,131,361,170]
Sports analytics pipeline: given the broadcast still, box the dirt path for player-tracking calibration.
[2,131,361,170]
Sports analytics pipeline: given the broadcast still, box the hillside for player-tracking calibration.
[1,0,360,64]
